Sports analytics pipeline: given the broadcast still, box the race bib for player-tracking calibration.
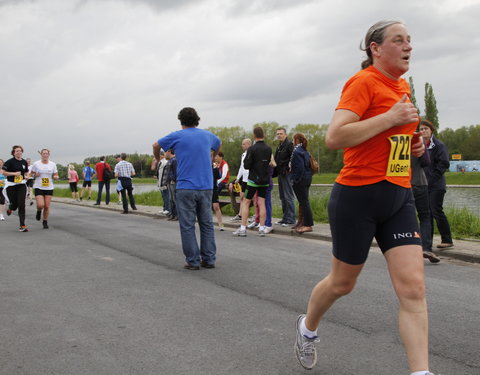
[0,180,4,187]
[387,134,412,177]
[41,177,50,187]
[14,175,23,183]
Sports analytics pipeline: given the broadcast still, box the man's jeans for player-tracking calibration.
[175,189,216,266]
[412,185,433,251]
[429,188,453,243]
[97,180,110,205]
[277,173,296,223]
[161,188,171,212]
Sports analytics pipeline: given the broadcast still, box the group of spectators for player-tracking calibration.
[151,107,319,271]
[67,154,138,214]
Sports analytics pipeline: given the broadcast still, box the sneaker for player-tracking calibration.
[247,221,259,229]
[230,214,241,221]
[275,220,285,225]
[264,226,273,234]
[87,197,91,200]
[423,251,440,263]
[93,203,100,206]
[200,261,215,269]
[219,225,225,231]
[0,215,5,221]
[294,314,319,370]
[437,242,454,249]
[6,208,12,216]
[36,210,42,221]
[19,225,29,232]
[282,222,295,227]
[184,264,200,270]
[232,228,247,237]
[42,221,49,229]
[117,201,122,205]
[80,197,83,201]
[258,229,265,237]
[162,210,170,215]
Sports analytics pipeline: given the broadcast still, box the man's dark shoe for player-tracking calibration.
[437,243,454,249]
[121,211,128,214]
[132,207,138,210]
[184,264,200,270]
[93,203,100,206]
[200,261,215,269]
[171,216,178,221]
[42,220,49,229]
[36,210,42,221]
[423,251,440,263]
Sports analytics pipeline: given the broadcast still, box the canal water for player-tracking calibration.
[57,183,480,216]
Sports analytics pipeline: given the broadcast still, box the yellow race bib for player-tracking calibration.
[0,180,4,187]
[14,175,23,183]
[41,177,50,187]
[233,182,241,193]
[387,134,412,177]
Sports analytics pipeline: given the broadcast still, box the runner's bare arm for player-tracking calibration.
[326,95,419,149]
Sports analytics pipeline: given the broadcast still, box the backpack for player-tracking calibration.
[103,164,113,181]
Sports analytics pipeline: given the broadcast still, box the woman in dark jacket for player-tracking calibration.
[290,133,314,233]
[420,119,454,249]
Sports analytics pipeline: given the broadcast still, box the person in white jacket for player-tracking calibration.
[229,139,251,220]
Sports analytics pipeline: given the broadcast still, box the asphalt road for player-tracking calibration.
[1,203,479,375]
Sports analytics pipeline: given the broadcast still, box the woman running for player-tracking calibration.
[31,149,59,229]
[68,164,80,201]
[294,21,433,375]
[1,145,29,232]
[0,159,6,221]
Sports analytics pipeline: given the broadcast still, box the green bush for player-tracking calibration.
[445,207,480,239]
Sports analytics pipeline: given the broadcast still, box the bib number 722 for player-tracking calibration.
[387,134,411,177]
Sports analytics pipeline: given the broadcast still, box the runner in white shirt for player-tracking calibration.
[31,149,59,229]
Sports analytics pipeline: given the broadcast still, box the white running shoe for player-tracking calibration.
[264,226,273,234]
[258,229,265,237]
[294,314,319,370]
[232,228,247,237]
[247,221,259,229]
[0,215,5,221]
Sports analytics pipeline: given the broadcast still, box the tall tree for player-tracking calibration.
[408,76,420,114]
[424,82,439,130]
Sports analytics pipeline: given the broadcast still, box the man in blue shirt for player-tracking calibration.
[79,161,96,201]
[153,107,221,270]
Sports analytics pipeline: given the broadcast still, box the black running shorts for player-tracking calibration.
[34,188,53,196]
[245,185,267,200]
[328,180,421,265]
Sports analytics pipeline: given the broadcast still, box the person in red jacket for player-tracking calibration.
[94,156,112,206]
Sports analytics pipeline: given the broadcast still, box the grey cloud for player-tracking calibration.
[83,0,206,12]
[225,0,316,16]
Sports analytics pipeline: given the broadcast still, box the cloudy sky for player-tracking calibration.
[1,0,479,164]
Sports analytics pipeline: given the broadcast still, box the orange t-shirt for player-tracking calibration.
[335,66,418,188]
